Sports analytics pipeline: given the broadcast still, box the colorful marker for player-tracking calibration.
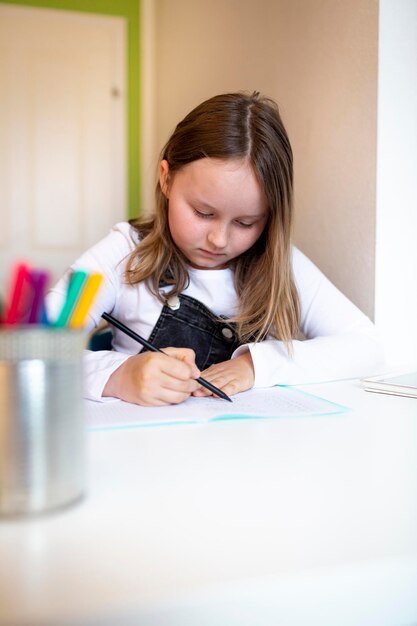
[54,270,88,328]
[28,270,50,324]
[69,273,103,329]
[4,263,32,325]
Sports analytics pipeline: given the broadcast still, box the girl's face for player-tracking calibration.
[160,158,269,270]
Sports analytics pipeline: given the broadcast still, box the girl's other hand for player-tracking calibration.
[192,351,255,399]
[102,348,200,406]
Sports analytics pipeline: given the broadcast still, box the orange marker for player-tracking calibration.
[69,273,103,329]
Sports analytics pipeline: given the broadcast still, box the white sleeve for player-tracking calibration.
[82,349,131,402]
[233,247,385,386]
[46,223,136,402]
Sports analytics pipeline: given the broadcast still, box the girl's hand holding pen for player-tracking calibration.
[102,348,201,406]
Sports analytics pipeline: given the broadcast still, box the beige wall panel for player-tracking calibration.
[278,1,378,320]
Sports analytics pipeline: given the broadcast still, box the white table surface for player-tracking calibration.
[1,380,417,626]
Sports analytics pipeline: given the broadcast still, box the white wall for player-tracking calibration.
[141,0,379,319]
[375,0,417,369]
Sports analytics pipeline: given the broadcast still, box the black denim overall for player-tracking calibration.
[142,291,242,371]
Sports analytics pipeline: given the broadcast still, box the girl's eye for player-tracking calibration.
[192,208,255,228]
[193,208,212,219]
[235,221,254,229]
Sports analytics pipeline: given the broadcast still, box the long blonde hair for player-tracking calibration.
[126,92,300,344]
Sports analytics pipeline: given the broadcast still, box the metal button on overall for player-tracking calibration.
[221,327,234,340]
[166,295,180,310]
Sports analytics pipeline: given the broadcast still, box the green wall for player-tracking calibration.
[0,0,140,219]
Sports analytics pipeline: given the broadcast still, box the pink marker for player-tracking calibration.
[4,263,31,325]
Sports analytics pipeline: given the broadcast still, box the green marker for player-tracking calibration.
[54,270,88,328]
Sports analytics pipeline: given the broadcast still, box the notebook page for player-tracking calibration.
[86,386,349,431]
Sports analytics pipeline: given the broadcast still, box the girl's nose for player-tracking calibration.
[207,224,228,249]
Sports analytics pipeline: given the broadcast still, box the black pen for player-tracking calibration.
[101,312,232,402]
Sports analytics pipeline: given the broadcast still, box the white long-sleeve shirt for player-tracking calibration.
[46,222,384,401]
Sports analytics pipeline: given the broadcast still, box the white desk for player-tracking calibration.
[1,380,417,626]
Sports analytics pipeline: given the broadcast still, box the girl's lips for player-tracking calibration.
[198,248,225,257]
[190,249,229,270]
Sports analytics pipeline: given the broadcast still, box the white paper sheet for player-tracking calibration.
[85,386,349,430]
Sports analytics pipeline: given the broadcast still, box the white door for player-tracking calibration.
[0,4,126,285]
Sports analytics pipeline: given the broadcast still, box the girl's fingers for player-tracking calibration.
[105,351,200,406]
[149,388,195,406]
[159,370,200,394]
[146,352,200,400]
[198,354,254,396]
[193,378,239,398]
[161,347,200,379]
[137,368,199,405]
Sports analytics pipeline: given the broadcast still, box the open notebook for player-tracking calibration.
[85,386,349,431]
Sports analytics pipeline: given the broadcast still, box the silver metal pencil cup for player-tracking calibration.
[0,328,85,517]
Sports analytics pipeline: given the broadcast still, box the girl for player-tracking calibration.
[47,91,383,406]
